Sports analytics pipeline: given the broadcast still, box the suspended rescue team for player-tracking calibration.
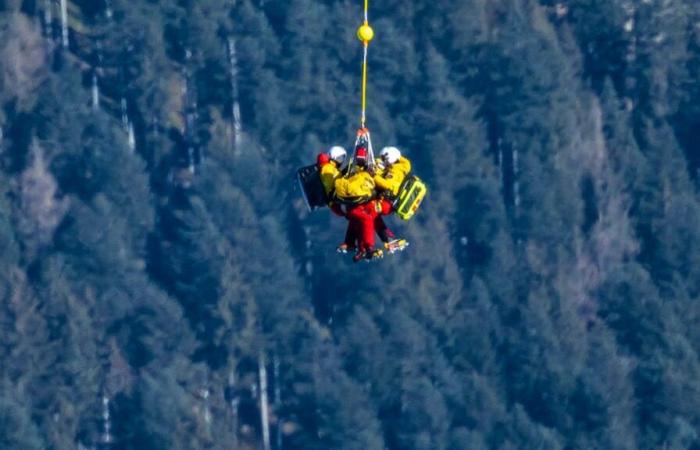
[297,4,427,262]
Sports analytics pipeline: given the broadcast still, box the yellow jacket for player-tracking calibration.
[334,169,375,203]
[374,156,411,197]
[320,162,341,196]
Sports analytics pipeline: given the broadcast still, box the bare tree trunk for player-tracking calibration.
[228,368,239,450]
[182,48,199,173]
[274,355,282,450]
[513,146,520,211]
[105,0,113,19]
[227,37,243,155]
[120,98,129,131]
[92,74,100,110]
[497,138,503,191]
[201,382,212,437]
[623,2,637,112]
[102,394,113,445]
[127,123,136,153]
[119,98,136,153]
[259,352,271,450]
[60,0,68,48]
[43,0,53,41]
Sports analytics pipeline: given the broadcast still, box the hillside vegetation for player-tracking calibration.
[1,1,700,449]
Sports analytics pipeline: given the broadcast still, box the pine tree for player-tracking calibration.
[0,379,45,450]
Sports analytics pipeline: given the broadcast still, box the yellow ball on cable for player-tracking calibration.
[357,24,374,43]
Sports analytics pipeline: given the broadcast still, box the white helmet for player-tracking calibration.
[329,146,347,164]
[380,146,401,164]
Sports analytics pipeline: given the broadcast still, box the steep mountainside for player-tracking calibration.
[1,1,699,449]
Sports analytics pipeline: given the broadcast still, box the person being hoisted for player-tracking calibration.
[373,146,411,252]
[296,3,428,261]
[333,142,383,262]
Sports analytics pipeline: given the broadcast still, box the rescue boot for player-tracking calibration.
[352,249,368,263]
[366,248,384,261]
[377,228,392,244]
[384,238,409,254]
[336,243,355,254]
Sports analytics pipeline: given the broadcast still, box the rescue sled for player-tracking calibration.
[297,164,328,211]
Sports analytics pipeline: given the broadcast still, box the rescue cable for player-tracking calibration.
[358,0,374,129]
[347,0,376,174]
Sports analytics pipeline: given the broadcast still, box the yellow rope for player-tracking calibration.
[361,43,368,128]
[360,0,369,128]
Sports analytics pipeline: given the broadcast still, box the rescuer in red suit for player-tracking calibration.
[339,147,383,262]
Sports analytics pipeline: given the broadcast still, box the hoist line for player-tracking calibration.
[359,0,370,128]
[361,42,368,128]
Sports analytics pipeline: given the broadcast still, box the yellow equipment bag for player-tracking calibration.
[393,175,427,220]
[334,171,375,205]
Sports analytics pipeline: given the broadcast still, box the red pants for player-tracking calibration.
[377,198,394,215]
[346,202,379,252]
[374,199,395,242]
[344,216,393,247]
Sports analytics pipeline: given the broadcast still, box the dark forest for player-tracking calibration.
[1,0,700,449]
